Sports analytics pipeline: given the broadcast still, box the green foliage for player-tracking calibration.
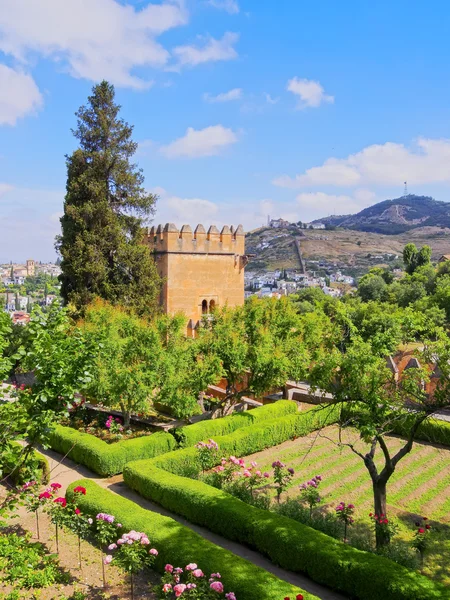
[49,425,176,476]
[197,297,315,414]
[0,533,68,589]
[66,479,307,600]
[57,80,160,316]
[403,243,432,275]
[357,273,387,301]
[174,400,298,447]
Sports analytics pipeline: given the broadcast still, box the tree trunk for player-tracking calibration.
[197,391,205,413]
[123,410,131,428]
[373,480,390,548]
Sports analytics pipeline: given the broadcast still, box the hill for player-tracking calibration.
[246,225,450,275]
[315,195,450,234]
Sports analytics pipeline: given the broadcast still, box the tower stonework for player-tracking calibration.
[145,223,247,332]
[26,259,35,277]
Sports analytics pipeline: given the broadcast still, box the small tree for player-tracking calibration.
[310,336,450,549]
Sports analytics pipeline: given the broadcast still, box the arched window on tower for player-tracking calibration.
[202,299,208,314]
[209,299,216,312]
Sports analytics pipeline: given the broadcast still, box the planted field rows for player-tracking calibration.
[243,425,450,585]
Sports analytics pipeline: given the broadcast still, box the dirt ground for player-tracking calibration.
[1,494,159,600]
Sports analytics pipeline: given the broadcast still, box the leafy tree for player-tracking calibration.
[357,274,387,301]
[433,274,450,320]
[403,243,431,275]
[197,297,314,416]
[310,337,450,549]
[57,80,160,316]
[0,303,94,487]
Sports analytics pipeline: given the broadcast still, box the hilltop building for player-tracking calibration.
[145,223,247,335]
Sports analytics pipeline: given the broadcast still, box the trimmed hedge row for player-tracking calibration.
[124,408,450,600]
[393,415,450,447]
[49,426,176,477]
[174,400,299,447]
[66,479,312,600]
[153,405,339,475]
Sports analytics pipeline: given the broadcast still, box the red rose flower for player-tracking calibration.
[425,524,431,530]
[54,497,67,507]
[296,595,304,600]
[73,486,86,495]
[418,528,425,534]
[50,482,62,489]
[39,491,52,500]
[75,508,81,515]
[423,517,428,521]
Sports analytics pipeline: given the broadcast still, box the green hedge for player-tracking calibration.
[393,415,450,447]
[153,406,339,475]
[124,408,449,600]
[174,400,299,447]
[66,479,312,600]
[49,426,176,477]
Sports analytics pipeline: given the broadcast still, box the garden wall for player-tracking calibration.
[123,407,450,600]
[66,479,311,600]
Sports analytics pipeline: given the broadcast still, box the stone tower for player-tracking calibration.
[145,223,247,334]
[26,259,35,277]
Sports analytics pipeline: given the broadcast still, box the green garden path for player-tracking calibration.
[40,446,348,600]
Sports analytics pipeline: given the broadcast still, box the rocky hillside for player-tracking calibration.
[315,195,450,234]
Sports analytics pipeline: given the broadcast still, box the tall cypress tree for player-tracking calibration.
[57,81,160,316]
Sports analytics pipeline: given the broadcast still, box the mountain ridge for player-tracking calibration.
[312,195,450,234]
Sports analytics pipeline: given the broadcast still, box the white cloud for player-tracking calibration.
[0,0,188,89]
[0,182,14,196]
[273,138,450,189]
[203,88,242,103]
[0,65,43,125]
[173,32,239,68]
[154,187,219,223]
[287,77,334,109]
[264,93,279,105]
[207,0,239,14]
[296,190,376,218]
[160,125,238,158]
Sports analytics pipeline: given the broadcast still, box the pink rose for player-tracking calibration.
[103,555,113,565]
[187,583,197,590]
[165,564,174,573]
[149,548,158,555]
[173,584,187,597]
[185,563,197,571]
[210,581,224,593]
[162,583,172,592]
[108,543,117,550]
[192,569,204,578]
[226,594,237,600]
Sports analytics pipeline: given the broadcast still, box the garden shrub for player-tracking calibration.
[66,479,311,600]
[123,406,450,600]
[393,415,450,447]
[49,426,176,476]
[174,400,299,447]
[2,444,50,485]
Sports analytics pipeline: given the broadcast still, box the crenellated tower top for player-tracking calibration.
[145,223,245,255]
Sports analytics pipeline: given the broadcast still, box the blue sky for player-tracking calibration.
[2,0,450,261]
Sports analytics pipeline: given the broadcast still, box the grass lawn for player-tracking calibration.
[244,425,450,586]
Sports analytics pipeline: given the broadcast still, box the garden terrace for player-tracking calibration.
[123,407,450,600]
[66,479,310,600]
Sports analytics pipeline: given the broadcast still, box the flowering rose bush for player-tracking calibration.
[105,415,124,434]
[335,501,355,541]
[95,512,122,587]
[272,460,294,503]
[299,475,323,516]
[196,439,220,473]
[369,512,398,541]
[283,595,303,600]
[411,517,432,566]
[104,530,158,599]
[160,563,237,599]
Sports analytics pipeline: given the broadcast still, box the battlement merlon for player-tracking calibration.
[145,223,245,255]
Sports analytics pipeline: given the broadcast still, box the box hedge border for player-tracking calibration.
[123,407,450,600]
[49,427,176,477]
[66,479,312,600]
[48,401,299,476]
[174,400,299,447]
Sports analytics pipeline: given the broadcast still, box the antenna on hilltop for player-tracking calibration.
[403,181,408,196]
